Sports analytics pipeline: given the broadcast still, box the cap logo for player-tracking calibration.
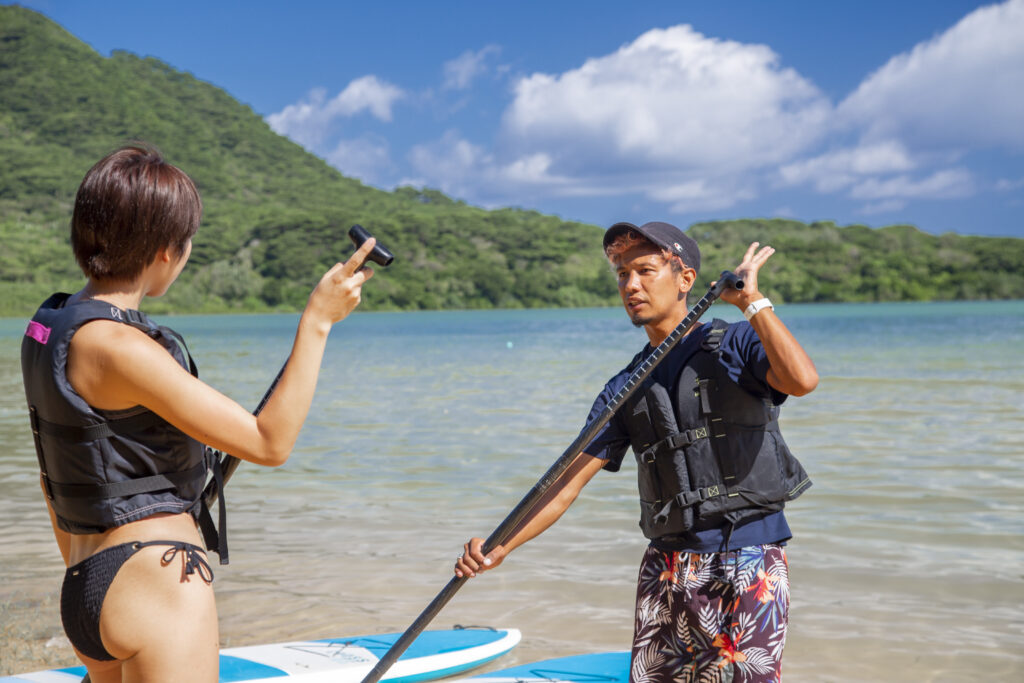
[673,242,682,252]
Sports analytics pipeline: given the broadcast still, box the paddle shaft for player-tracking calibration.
[358,271,743,683]
[202,360,287,508]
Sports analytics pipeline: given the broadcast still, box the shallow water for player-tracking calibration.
[1,301,1022,681]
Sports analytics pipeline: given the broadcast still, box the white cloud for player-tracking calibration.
[443,45,501,90]
[778,141,916,193]
[359,5,1021,222]
[648,179,757,213]
[774,2,1024,208]
[408,132,488,190]
[408,25,833,214]
[266,76,404,147]
[406,132,492,200]
[407,131,575,203]
[995,177,1024,191]
[838,0,1024,150]
[325,137,394,186]
[849,168,974,200]
[502,25,831,175]
[859,199,907,215]
[409,130,764,215]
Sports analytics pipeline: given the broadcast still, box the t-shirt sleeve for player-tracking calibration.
[578,380,632,472]
[720,321,788,406]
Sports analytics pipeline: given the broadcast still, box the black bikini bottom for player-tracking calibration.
[60,540,213,661]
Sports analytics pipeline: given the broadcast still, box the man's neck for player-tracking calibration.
[644,300,691,347]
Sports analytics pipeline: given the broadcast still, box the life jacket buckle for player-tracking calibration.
[123,308,153,332]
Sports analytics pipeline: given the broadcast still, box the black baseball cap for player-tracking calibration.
[603,221,701,274]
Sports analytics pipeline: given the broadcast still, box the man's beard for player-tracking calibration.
[629,312,653,328]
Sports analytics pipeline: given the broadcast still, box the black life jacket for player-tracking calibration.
[620,319,811,540]
[21,293,227,563]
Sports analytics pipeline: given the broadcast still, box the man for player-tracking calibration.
[456,221,818,682]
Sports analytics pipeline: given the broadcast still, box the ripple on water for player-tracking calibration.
[1,303,1023,678]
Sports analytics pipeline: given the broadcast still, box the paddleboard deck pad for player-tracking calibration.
[457,651,629,683]
[2,627,521,683]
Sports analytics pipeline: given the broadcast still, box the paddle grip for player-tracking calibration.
[349,224,395,266]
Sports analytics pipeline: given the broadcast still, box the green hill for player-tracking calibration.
[1,5,1021,317]
[0,6,616,316]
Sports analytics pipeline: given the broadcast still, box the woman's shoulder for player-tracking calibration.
[71,316,154,355]
[69,320,181,408]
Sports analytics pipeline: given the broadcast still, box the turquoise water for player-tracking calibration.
[1,301,1022,681]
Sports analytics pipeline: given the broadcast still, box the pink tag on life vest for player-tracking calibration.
[26,320,51,345]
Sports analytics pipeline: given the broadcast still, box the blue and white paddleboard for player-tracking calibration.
[456,651,629,683]
[1,627,521,683]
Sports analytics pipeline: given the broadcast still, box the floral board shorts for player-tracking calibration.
[630,544,789,683]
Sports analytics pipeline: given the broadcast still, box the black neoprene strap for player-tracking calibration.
[196,450,229,564]
[33,411,166,442]
[46,462,207,499]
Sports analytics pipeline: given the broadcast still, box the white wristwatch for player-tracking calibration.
[743,297,774,321]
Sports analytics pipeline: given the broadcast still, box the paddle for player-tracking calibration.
[201,362,284,508]
[202,225,394,508]
[359,270,744,683]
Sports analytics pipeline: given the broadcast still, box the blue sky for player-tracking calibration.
[14,0,1024,237]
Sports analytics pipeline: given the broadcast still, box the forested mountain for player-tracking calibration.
[1,5,1021,317]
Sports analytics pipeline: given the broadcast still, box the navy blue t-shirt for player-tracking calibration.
[581,319,793,553]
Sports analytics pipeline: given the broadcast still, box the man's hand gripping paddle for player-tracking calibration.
[358,271,744,683]
[201,225,394,508]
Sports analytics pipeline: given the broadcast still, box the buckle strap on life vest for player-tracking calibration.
[694,319,727,413]
[641,427,709,463]
[197,449,228,565]
[652,484,728,524]
[122,308,155,333]
[46,461,207,499]
[33,411,166,442]
[696,379,714,414]
[701,320,727,354]
[29,406,54,501]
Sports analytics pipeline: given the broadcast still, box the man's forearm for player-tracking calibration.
[748,309,819,396]
[501,452,606,554]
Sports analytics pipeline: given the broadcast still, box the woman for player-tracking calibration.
[21,145,376,682]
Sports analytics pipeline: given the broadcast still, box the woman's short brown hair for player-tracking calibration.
[71,145,201,281]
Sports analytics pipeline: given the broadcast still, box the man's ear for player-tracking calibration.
[677,261,697,294]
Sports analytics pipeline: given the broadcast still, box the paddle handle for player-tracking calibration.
[358,271,742,683]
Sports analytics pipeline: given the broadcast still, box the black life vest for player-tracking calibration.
[620,319,811,540]
[21,293,227,562]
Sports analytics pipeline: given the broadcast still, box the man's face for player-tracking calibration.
[613,242,694,328]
